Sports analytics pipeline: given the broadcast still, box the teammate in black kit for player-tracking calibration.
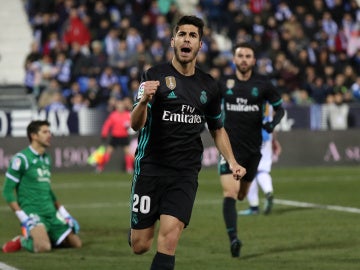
[129,16,246,270]
[218,42,285,257]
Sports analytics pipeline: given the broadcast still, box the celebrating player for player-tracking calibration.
[128,15,246,269]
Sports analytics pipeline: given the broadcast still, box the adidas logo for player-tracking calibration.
[167,91,177,99]
[226,89,233,95]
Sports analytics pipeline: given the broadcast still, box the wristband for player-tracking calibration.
[15,210,29,223]
[58,205,71,217]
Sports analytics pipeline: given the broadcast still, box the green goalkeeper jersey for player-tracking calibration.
[3,146,57,216]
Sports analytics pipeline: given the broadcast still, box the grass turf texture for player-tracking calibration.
[1,166,360,270]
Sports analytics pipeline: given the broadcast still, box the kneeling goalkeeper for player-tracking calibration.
[2,120,82,253]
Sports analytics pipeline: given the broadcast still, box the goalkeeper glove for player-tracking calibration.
[262,122,274,133]
[58,206,80,234]
[16,210,37,238]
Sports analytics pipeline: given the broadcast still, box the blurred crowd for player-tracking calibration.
[23,0,360,116]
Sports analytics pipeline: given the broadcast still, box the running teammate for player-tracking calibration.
[238,104,282,215]
[128,15,246,270]
[2,120,82,253]
[218,42,285,257]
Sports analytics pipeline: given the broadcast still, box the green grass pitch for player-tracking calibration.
[1,166,360,270]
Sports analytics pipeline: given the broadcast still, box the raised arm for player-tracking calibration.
[131,80,160,131]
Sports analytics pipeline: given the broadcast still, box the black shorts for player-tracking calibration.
[130,174,198,229]
[218,152,262,182]
[109,136,129,148]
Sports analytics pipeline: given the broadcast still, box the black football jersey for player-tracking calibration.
[134,63,223,176]
[220,73,282,157]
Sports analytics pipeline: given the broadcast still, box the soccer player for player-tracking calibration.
[129,15,246,270]
[218,42,285,257]
[2,120,82,253]
[238,104,282,216]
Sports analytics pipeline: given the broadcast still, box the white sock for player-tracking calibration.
[256,171,273,195]
[247,179,259,207]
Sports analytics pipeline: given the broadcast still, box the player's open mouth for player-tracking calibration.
[180,47,191,55]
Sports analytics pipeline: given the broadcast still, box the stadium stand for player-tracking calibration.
[1,0,360,127]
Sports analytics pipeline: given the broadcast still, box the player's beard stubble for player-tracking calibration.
[173,46,200,65]
[236,62,254,75]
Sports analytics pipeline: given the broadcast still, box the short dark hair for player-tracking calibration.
[174,15,204,39]
[27,120,50,142]
[233,42,256,55]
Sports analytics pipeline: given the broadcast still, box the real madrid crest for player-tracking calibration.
[251,87,259,97]
[165,76,176,90]
[226,79,235,89]
[200,91,207,104]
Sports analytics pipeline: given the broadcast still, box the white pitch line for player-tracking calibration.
[1,199,360,214]
[274,199,360,214]
[0,262,20,270]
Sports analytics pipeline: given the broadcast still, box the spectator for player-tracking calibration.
[38,54,56,89]
[108,40,129,75]
[33,12,58,48]
[107,82,128,111]
[324,92,350,130]
[333,73,353,103]
[68,42,90,81]
[104,27,120,56]
[24,58,42,98]
[125,27,143,54]
[88,40,108,77]
[351,76,360,101]
[38,78,62,110]
[311,0,327,22]
[63,81,82,107]
[149,39,166,64]
[127,78,140,100]
[307,76,331,130]
[275,1,293,23]
[70,92,88,112]
[98,66,118,91]
[43,31,62,57]
[273,52,300,93]
[45,91,67,112]
[88,0,110,36]
[84,77,102,108]
[54,51,72,88]
[153,14,171,43]
[301,12,319,39]
[136,13,156,47]
[128,42,153,72]
[62,7,91,51]
[93,17,111,40]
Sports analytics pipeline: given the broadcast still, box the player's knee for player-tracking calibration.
[131,237,152,255]
[34,241,52,253]
[71,238,82,248]
[132,243,151,255]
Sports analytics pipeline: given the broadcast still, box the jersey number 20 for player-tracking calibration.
[132,194,151,214]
